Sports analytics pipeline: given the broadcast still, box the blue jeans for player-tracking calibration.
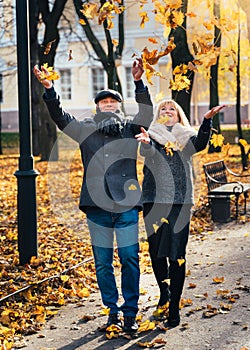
[86,207,140,317]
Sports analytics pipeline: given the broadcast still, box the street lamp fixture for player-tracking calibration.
[14,0,39,265]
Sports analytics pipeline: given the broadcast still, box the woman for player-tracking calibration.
[135,99,225,327]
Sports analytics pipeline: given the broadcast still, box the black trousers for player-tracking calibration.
[143,203,192,261]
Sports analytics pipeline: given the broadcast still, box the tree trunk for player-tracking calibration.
[73,0,124,97]
[208,0,222,153]
[34,0,67,161]
[169,0,194,120]
[236,22,248,170]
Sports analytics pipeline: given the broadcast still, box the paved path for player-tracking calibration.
[18,220,250,350]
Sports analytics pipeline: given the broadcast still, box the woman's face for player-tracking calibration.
[159,103,179,127]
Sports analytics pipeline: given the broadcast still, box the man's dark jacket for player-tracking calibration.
[43,83,153,212]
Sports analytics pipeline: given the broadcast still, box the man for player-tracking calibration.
[33,60,153,334]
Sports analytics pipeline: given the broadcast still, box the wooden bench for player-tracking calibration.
[203,160,250,222]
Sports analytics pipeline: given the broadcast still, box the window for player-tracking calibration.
[125,67,134,98]
[0,74,3,103]
[59,69,71,100]
[92,68,105,98]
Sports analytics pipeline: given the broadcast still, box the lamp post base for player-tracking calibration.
[15,169,39,265]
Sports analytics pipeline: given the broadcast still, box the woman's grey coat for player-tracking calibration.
[140,120,212,205]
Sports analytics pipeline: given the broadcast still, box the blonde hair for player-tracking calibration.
[153,99,191,127]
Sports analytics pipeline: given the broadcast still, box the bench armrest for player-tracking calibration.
[204,170,227,185]
[225,164,250,178]
[204,169,244,192]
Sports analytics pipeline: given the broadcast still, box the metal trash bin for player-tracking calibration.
[210,196,231,223]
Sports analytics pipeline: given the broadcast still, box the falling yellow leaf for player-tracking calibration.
[155,91,165,102]
[68,49,73,61]
[239,139,250,153]
[100,308,110,316]
[40,63,60,81]
[210,134,225,148]
[98,2,124,26]
[152,307,165,318]
[112,39,119,46]
[164,141,176,156]
[172,10,184,27]
[162,278,170,284]
[142,37,176,66]
[80,3,98,19]
[43,39,56,55]
[140,11,149,28]
[153,1,183,28]
[239,138,248,147]
[169,74,191,92]
[107,18,114,29]
[140,287,147,295]
[159,114,170,124]
[188,61,198,72]
[128,184,137,191]
[80,1,124,29]
[160,217,169,224]
[186,12,197,18]
[79,18,86,25]
[177,258,185,267]
[148,37,158,44]
[203,21,213,30]
[153,223,159,231]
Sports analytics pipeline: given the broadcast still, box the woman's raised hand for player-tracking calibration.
[204,105,226,119]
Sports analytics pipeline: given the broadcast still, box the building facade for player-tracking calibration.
[0,0,249,132]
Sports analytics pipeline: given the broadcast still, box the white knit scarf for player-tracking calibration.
[148,122,197,150]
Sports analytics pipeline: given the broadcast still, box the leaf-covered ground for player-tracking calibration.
[0,142,249,349]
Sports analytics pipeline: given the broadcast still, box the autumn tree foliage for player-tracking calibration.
[136,0,249,164]
[29,0,69,161]
[73,0,125,96]
[1,0,249,161]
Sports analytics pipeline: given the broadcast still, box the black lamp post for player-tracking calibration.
[14,0,39,265]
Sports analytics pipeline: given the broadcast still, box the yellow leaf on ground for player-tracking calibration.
[213,276,225,284]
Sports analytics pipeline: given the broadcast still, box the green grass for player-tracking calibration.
[1,132,19,154]
[220,127,250,144]
[1,132,19,147]
[1,128,249,155]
